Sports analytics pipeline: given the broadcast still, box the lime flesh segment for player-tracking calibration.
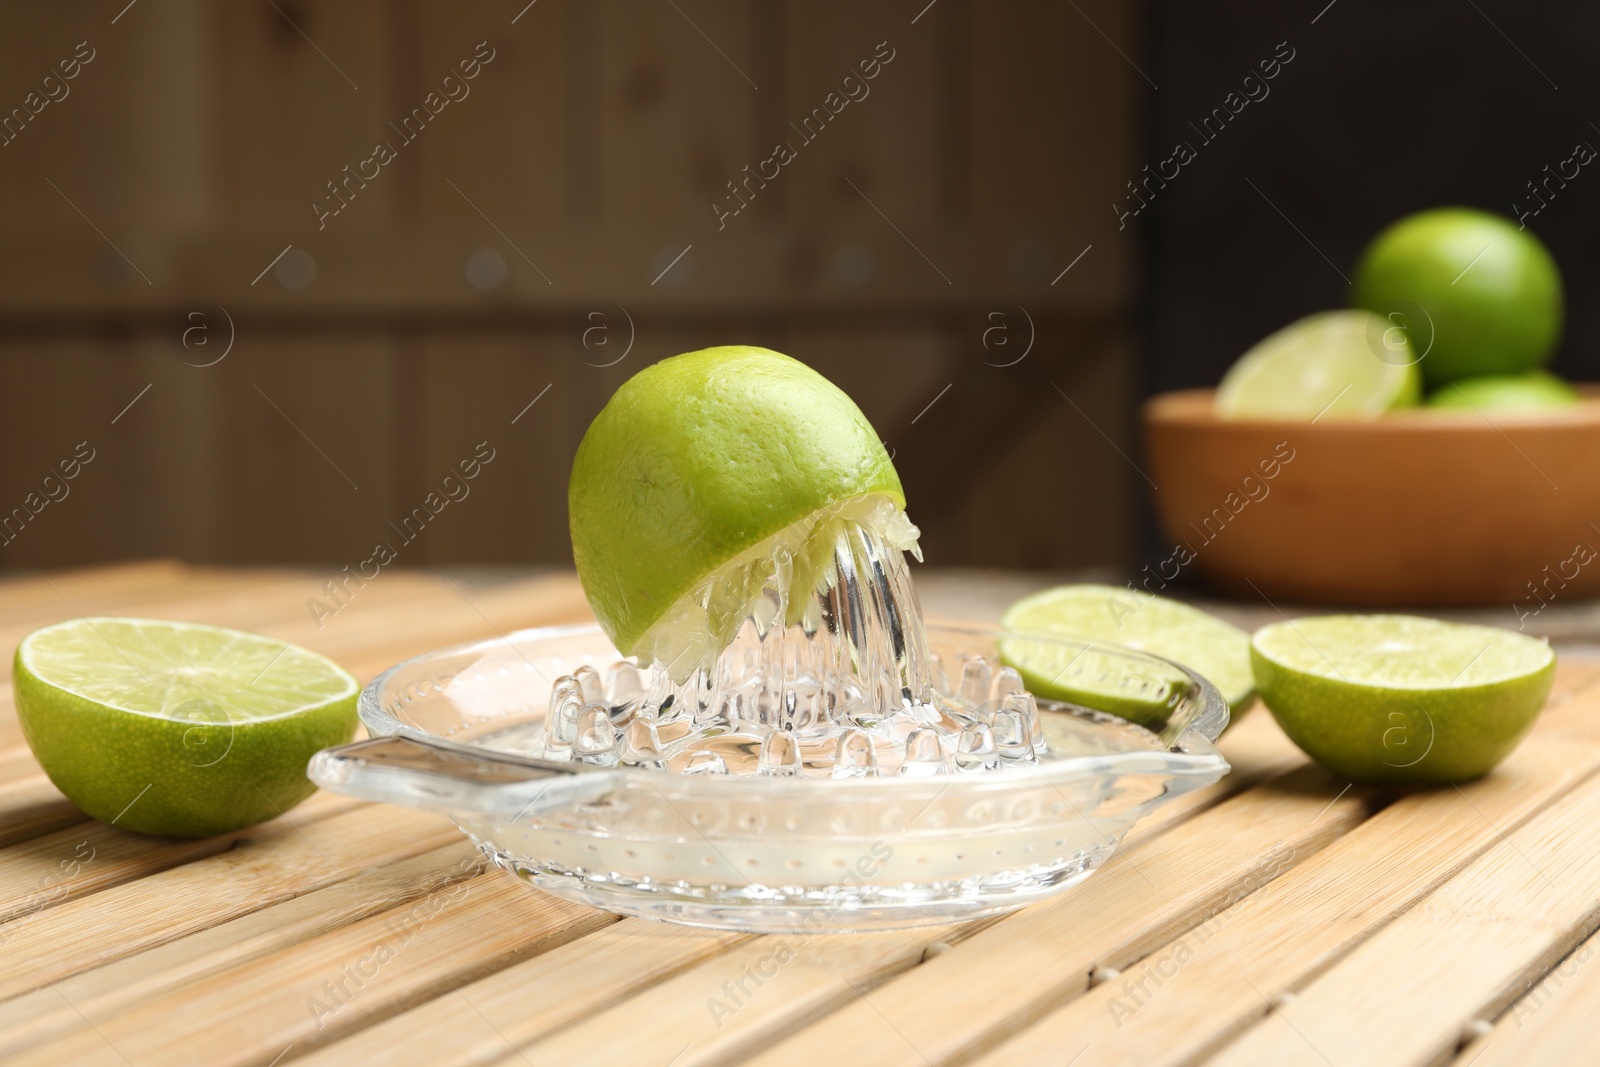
[14,618,359,838]
[1251,615,1554,784]
[1216,309,1421,420]
[1001,584,1255,713]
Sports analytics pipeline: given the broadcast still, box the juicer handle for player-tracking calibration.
[307,734,607,817]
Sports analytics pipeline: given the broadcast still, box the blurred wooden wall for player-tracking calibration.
[0,0,1141,573]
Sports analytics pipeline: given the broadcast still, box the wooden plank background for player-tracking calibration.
[0,0,1144,574]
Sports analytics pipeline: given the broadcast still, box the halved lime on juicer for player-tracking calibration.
[306,345,1232,932]
[568,345,915,678]
[559,345,1222,769]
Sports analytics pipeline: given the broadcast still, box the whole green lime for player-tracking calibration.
[1252,615,1554,784]
[1352,208,1563,388]
[569,346,905,667]
[15,617,359,838]
[1427,371,1579,411]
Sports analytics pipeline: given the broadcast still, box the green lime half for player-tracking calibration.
[1001,584,1255,716]
[1251,615,1554,784]
[1216,310,1421,420]
[569,347,908,676]
[15,618,359,838]
[1427,371,1579,412]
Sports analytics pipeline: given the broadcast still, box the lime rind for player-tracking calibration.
[1215,309,1421,420]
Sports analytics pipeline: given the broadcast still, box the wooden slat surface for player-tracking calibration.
[3,561,1600,1066]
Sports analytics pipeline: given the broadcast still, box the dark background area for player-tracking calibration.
[1144,0,1600,393]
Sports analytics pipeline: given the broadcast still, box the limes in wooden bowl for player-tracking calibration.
[14,617,358,837]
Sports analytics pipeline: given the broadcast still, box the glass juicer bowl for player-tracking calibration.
[308,622,1230,934]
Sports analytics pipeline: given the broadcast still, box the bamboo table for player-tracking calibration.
[3,561,1600,1066]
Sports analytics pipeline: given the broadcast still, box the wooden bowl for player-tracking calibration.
[1142,389,1600,607]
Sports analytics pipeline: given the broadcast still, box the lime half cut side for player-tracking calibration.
[14,617,360,838]
[1251,614,1554,784]
[1001,584,1255,714]
[1216,309,1421,420]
